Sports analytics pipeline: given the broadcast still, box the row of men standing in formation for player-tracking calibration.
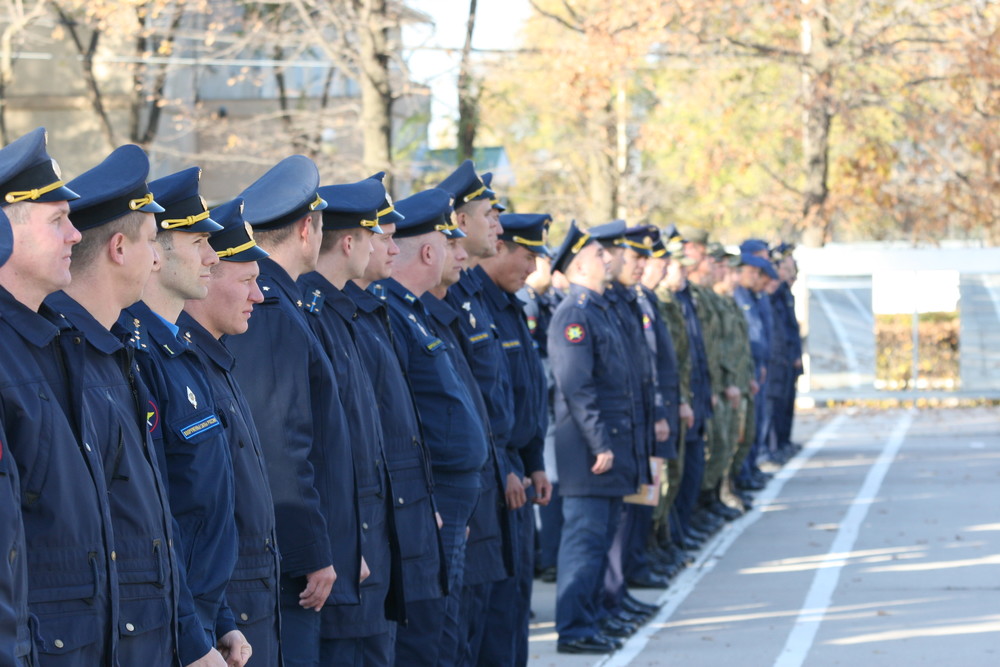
[519,219,802,654]
[0,123,802,666]
[0,126,566,667]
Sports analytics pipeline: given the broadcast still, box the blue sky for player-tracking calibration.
[403,0,531,147]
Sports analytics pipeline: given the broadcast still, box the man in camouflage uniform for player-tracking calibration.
[711,246,757,511]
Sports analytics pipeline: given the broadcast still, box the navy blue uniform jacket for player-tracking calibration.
[0,412,29,666]
[423,292,512,586]
[480,276,546,477]
[121,300,238,646]
[378,278,488,488]
[606,282,655,481]
[0,286,118,662]
[49,292,209,664]
[345,281,445,605]
[637,285,681,460]
[675,286,714,426]
[445,268,515,470]
[225,259,361,607]
[178,312,281,649]
[548,284,640,497]
[298,272,403,635]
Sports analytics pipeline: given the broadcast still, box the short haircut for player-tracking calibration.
[254,213,318,250]
[71,211,147,269]
[319,226,362,254]
[3,201,30,225]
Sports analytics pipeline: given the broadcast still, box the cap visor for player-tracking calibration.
[35,184,81,203]
[139,200,166,214]
[381,210,405,224]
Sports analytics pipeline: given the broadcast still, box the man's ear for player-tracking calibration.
[454,207,468,230]
[298,214,316,244]
[420,241,434,266]
[108,232,128,267]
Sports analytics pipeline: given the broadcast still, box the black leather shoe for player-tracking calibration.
[616,609,649,625]
[557,635,618,654]
[679,534,702,551]
[712,501,743,521]
[627,572,670,589]
[694,509,724,529]
[623,595,660,616]
[686,524,711,541]
[601,616,637,638]
[650,559,679,579]
[667,544,693,566]
[537,566,557,583]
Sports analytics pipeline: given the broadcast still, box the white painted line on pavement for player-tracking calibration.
[772,410,914,667]
[596,412,850,667]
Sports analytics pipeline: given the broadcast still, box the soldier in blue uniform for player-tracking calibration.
[608,225,679,594]
[456,212,552,666]
[297,178,403,665]
[0,128,119,666]
[343,179,448,623]
[52,145,228,667]
[769,244,802,461]
[375,189,489,667]
[121,166,252,664]
[548,222,640,655]
[180,198,283,667]
[586,222,665,639]
[660,238,715,545]
[0,206,31,667]
[636,234,687,581]
[519,252,565,583]
[436,162,516,661]
[414,194,512,666]
[738,241,775,486]
[223,156,361,667]
[732,253,773,490]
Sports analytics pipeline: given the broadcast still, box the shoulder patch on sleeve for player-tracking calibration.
[564,323,586,344]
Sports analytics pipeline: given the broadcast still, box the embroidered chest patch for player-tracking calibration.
[180,415,221,440]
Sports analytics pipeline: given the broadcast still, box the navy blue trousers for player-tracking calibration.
[555,496,623,641]
[478,495,534,666]
[535,482,562,572]
[674,424,706,534]
[622,503,655,581]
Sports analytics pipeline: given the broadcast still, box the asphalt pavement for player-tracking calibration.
[527,406,1000,666]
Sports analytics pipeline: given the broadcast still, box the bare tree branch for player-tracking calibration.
[528,0,583,33]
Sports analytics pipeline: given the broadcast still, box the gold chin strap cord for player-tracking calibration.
[512,235,545,247]
[216,239,258,258]
[461,184,487,203]
[4,180,65,204]
[129,193,156,210]
[160,209,210,229]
